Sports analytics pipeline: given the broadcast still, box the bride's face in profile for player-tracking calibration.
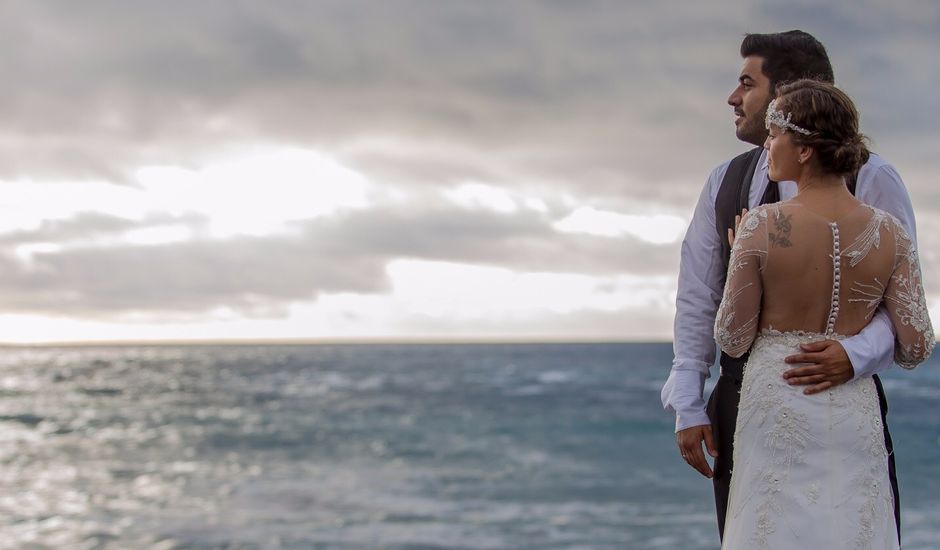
[764,125,802,182]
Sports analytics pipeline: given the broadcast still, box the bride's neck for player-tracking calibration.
[795,172,849,198]
[793,172,858,218]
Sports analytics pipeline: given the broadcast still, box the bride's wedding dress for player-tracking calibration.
[714,201,933,549]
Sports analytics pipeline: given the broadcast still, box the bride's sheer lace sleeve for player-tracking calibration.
[885,216,935,368]
[715,207,769,358]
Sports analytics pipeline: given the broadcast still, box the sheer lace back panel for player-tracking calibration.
[715,200,934,368]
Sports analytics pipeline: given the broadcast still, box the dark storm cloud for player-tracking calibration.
[2,1,935,182]
[2,0,934,187]
[0,0,752,185]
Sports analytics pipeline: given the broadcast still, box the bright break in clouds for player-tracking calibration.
[0,1,938,342]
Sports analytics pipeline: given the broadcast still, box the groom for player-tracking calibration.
[661,30,917,540]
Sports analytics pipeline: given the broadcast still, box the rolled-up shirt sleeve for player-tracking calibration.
[662,164,728,431]
[840,157,918,379]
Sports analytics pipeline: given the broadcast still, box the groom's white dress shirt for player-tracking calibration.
[662,149,917,432]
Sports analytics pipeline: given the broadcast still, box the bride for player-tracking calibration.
[715,79,934,549]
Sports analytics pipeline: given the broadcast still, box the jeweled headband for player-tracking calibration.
[765,99,812,135]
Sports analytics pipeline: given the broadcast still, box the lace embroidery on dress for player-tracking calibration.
[715,201,928,549]
[727,331,895,550]
[841,206,934,367]
[735,332,816,549]
[714,206,769,357]
[844,208,894,321]
[850,376,893,550]
[715,202,934,369]
[883,214,935,367]
[842,207,888,267]
[803,482,820,504]
[848,279,886,321]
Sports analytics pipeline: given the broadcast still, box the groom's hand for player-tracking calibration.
[727,208,749,246]
[676,425,718,478]
[783,340,854,394]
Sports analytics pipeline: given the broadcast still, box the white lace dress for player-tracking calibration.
[714,202,934,549]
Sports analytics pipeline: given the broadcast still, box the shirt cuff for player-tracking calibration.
[675,408,711,433]
[663,368,710,432]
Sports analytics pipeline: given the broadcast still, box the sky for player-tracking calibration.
[0,0,938,343]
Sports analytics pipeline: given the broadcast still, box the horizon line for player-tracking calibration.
[0,336,673,348]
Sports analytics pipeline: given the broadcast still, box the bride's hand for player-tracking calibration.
[727,208,749,247]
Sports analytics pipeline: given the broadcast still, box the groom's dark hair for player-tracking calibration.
[741,30,835,95]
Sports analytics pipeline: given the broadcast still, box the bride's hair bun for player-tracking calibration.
[774,79,870,176]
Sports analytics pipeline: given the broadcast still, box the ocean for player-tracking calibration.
[0,343,936,549]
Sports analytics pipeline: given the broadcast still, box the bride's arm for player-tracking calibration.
[884,217,934,368]
[714,207,768,358]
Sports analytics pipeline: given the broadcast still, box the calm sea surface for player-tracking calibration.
[0,343,937,549]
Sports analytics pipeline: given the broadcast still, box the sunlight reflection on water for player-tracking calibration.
[0,343,936,549]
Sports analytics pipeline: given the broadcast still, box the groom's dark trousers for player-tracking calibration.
[709,147,901,542]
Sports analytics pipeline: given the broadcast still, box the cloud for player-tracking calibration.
[0,212,206,246]
[2,2,936,197]
[0,200,679,318]
[0,0,751,186]
[0,1,937,338]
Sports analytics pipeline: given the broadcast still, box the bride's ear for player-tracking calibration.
[797,146,814,165]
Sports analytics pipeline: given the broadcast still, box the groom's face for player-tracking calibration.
[728,56,772,146]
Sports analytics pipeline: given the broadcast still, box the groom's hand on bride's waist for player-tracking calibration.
[782,340,854,395]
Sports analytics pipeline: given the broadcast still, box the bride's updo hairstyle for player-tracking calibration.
[773,79,870,176]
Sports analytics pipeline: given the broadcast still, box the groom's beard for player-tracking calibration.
[736,101,771,146]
